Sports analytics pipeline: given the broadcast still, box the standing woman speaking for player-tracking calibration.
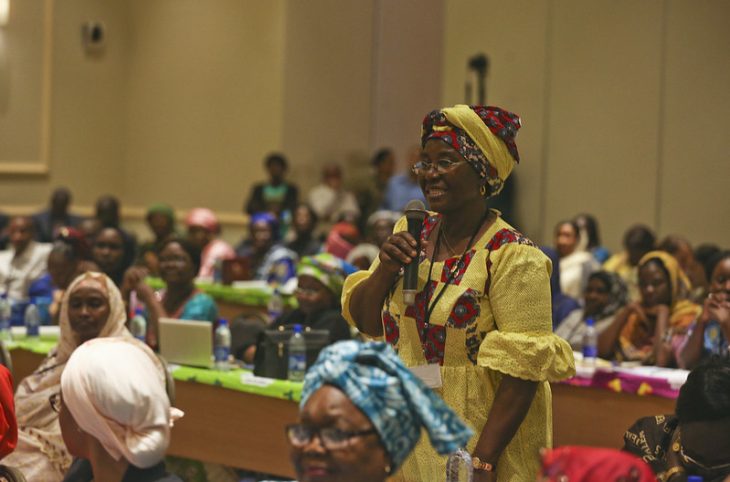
[342,105,575,481]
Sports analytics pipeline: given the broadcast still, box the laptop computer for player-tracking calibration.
[158,318,213,368]
[222,256,253,285]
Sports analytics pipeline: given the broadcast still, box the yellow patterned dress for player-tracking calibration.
[342,212,575,482]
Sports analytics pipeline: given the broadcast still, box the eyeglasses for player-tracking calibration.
[49,392,61,413]
[285,424,377,450]
[411,159,463,175]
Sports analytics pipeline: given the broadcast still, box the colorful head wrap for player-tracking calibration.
[296,253,354,298]
[0,365,17,459]
[301,341,473,471]
[538,446,657,481]
[250,212,280,241]
[184,208,220,233]
[323,222,360,260]
[421,104,521,198]
[146,203,176,227]
[638,250,692,307]
[61,338,183,468]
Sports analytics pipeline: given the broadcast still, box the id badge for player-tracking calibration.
[410,363,443,389]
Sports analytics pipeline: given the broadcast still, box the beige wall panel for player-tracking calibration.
[282,1,374,193]
[544,0,664,251]
[122,1,285,216]
[442,0,550,239]
[658,0,730,247]
[371,0,444,170]
[0,0,127,208]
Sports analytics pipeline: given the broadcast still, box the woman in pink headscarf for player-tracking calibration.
[5,272,132,481]
[184,208,235,280]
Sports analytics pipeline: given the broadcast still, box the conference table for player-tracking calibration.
[9,332,679,479]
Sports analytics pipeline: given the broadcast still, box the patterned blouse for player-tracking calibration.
[342,211,575,482]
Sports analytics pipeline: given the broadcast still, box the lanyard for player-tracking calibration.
[422,210,490,325]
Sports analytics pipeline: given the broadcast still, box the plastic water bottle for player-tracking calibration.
[214,319,231,371]
[267,289,284,321]
[130,308,147,342]
[25,303,40,338]
[582,317,598,367]
[0,297,11,342]
[446,448,473,482]
[288,324,306,382]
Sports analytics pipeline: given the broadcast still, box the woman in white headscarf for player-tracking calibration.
[5,272,131,481]
[56,338,183,482]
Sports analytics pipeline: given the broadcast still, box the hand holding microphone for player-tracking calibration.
[377,200,426,306]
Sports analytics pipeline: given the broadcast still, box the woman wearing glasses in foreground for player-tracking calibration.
[342,105,575,481]
[286,340,472,482]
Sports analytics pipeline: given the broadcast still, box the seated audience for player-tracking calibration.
[41,228,98,323]
[554,220,599,300]
[243,253,352,363]
[538,446,656,482]
[124,237,218,347]
[184,207,235,281]
[0,213,8,250]
[604,224,656,301]
[678,251,730,369]
[695,243,722,296]
[598,251,702,366]
[78,218,102,242]
[289,340,472,482]
[346,210,401,270]
[541,247,581,329]
[58,338,183,482]
[137,204,177,276]
[4,272,132,481]
[0,216,51,301]
[0,365,17,460]
[354,148,396,228]
[623,356,730,482]
[236,212,297,285]
[307,163,360,236]
[245,153,299,218]
[33,187,83,243]
[556,271,628,351]
[574,213,611,264]
[382,145,427,212]
[659,235,706,302]
[286,203,322,258]
[92,227,134,288]
[95,195,137,258]
[323,221,360,261]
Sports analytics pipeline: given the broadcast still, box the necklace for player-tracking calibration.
[422,209,491,325]
[440,225,458,255]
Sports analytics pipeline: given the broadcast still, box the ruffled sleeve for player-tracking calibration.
[478,243,575,382]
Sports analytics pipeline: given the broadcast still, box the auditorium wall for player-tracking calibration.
[1,1,728,249]
[443,0,730,249]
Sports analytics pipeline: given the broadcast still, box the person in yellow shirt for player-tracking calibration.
[342,105,575,482]
[603,224,656,301]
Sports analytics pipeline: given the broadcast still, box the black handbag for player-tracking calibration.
[253,326,331,380]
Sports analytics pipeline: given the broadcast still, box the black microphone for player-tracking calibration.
[403,200,426,306]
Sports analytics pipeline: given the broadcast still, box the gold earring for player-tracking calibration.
[480,185,487,196]
[384,464,391,475]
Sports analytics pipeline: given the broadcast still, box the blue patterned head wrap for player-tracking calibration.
[250,212,279,241]
[301,341,473,471]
